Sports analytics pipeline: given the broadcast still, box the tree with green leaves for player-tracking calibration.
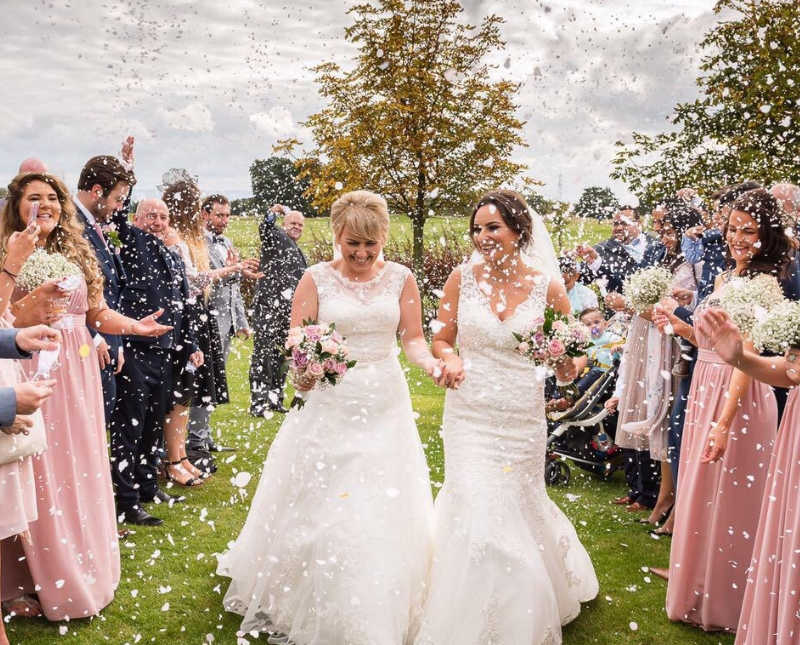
[572,186,619,220]
[283,0,527,275]
[250,156,319,217]
[611,0,800,206]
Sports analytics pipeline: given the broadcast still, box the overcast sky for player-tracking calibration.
[2,0,721,205]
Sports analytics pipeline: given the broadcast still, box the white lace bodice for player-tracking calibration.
[456,262,550,399]
[308,261,411,363]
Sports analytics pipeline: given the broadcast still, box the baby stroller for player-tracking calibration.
[544,362,625,486]
[543,312,631,486]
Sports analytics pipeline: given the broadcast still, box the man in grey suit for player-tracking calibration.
[187,194,257,453]
[0,325,60,431]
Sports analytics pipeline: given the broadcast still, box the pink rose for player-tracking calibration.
[285,330,303,349]
[322,358,336,373]
[292,348,309,368]
[331,331,343,344]
[307,361,325,378]
[321,339,339,355]
[517,342,530,354]
[553,320,568,333]
[533,332,546,346]
[305,325,323,341]
[334,361,348,376]
[548,339,566,358]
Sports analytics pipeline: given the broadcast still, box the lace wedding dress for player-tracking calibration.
[217,261,434,644]
[415,263,598,645]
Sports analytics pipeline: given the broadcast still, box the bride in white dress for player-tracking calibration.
[416,190,598,645]
[217,190,440,644]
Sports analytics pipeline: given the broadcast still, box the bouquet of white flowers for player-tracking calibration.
[622,265,673,313]
[718,273,786,337]
[751,300,800,353]
[16,249,82,293]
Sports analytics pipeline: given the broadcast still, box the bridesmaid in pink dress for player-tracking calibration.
[658,189,792,632]
[0,173,170,622]
[698,309,800,644]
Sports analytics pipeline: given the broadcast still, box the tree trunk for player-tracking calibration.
[412,156,427,279]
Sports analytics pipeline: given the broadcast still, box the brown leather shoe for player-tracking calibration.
[626,501,649,512]
[612,495,633,505]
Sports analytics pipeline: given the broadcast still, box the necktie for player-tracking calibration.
[91,219,110,252]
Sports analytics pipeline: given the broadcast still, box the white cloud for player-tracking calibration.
[249,106,297,139]
[159,103,215,133]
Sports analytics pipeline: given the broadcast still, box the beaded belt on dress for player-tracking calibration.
[52,313,87,330]
[697,348,728,366]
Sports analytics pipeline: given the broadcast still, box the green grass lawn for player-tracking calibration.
[8,340,734,645]
[226,214,612,262]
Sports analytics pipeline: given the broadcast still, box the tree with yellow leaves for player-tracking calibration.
[280,0,527,275]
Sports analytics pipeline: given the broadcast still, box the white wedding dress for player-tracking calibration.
[415,263,599,645]
[217,260,434,644]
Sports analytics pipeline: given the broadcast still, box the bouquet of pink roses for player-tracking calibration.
[513,306,591,395]
[283,320,356,408]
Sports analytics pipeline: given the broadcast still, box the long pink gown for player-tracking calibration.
[666,317,778,632]
[736,387,800,644]
[1,279,120,620]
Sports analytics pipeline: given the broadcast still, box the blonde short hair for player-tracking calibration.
[330,190,389,243]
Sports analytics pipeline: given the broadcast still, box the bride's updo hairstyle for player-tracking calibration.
[470,189,533,249]
[330,190,390,244]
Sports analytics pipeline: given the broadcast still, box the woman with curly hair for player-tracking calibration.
[0,173,170,622]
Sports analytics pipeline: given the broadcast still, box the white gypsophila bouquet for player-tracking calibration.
[16,249,82,292]
[622,265,673,313]
[718,273,786,337]
[751,300,800,353]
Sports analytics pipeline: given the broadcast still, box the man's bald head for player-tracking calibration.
[283,210,305,241]
[770,183,800,221]
[135,198,170,239]
[18,158,48,174]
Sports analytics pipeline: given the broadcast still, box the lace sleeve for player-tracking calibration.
[173,240,211,291]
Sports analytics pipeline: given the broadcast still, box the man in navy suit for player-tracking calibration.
[110,198,199,526]
[74,155,135,424]
[576,206,666,311]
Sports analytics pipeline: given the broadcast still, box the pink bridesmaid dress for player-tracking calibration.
[736,386,800,644]
[666,316,778,632]
[1,278,120,620]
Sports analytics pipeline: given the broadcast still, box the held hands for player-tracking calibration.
[130,309,173,337]
[189,350,204,367]
[96,337,111,369]
[423,357,446,386]
[2,415,33,436]
[293,372,318,392]
[702,421,729,463]
[15,325,60,353]
[435,354,465,389]
[553,356,578,383]
[14,379,56,415]
[604,396,619,413]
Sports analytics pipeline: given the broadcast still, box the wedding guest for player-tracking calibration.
[187,194,259,456]
[663,188,791,631]
[559,256,597,316]
[0,172,170,620]
[163,181,234,479]
[110,197,196,524]
[74,155,135,424]
[604,202,702,521]
[249,205,307,416]
[770,182,800,223]
[576,206,665,312]
[16,159,47,175]
[697,309,800,645]
[0,225,60,630]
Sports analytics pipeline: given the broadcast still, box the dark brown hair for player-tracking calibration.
[77,155,136,196]
[201,193,229,213]
[470,189,532,248]
[727,187,792,279]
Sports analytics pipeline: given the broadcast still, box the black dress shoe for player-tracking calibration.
[119,507,163,526]
[207,440,235,452]
[268,404,289,414]
[186,446,217,474]
[141,489,185,505]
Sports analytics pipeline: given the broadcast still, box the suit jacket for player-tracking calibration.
[112,211,197,352]
[74,202,127,355]
[206,231,248,337]
[583,234,666,294]
[254,215,307,314]
[0,329,30,427]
